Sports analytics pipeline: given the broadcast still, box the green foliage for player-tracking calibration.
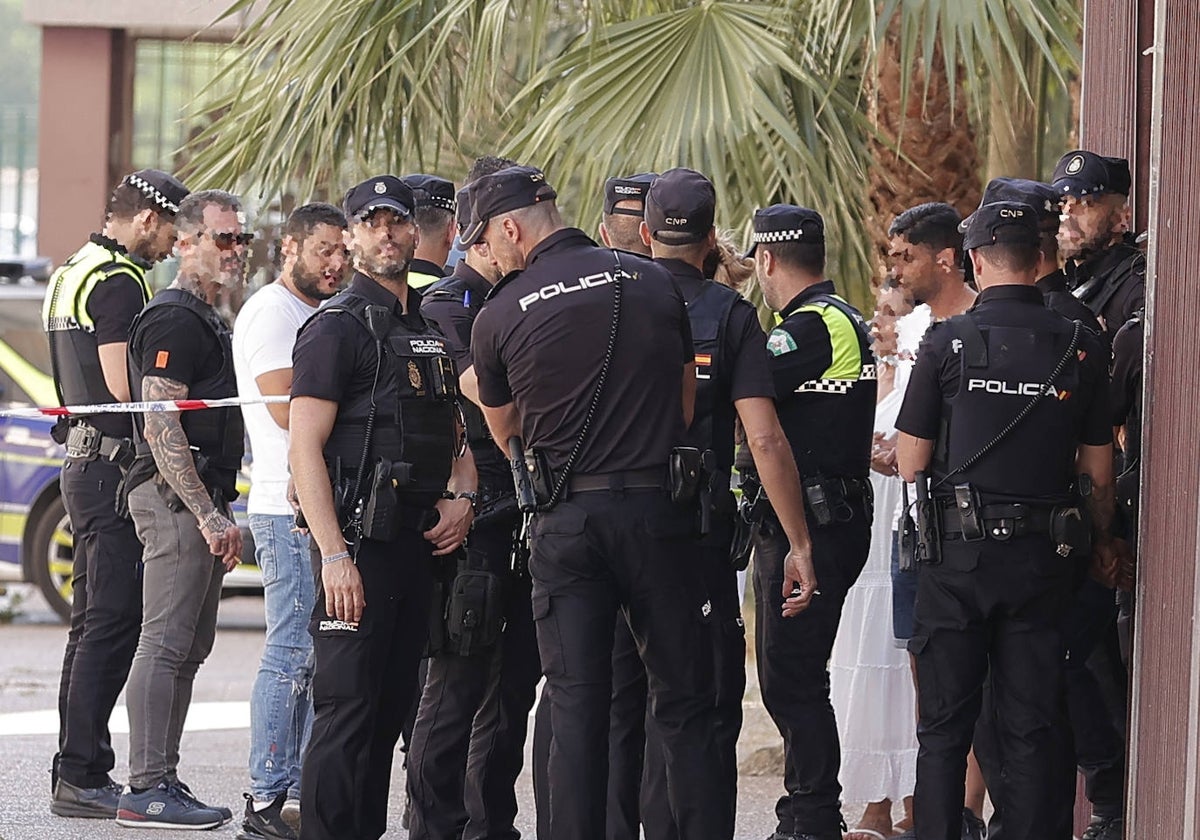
[185,0,1081,307]
[0,0,39,108]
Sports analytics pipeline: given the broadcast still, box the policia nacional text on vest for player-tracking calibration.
[42,238,152,456]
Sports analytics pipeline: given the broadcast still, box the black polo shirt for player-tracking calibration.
[472,228,692,474]
[657,258,775,404]
[291,272,427,422]
[896,284,1112,500]
[419,260,493,372]
[1110,314,1142,464]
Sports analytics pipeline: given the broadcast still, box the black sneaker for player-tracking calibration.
[280,797,300,832]
[236,792,297,840]
[962,807,986,840]
[173,779,233,824]
[115,782,225,830]
[50,777,122,818]
[1081,815,1123,840]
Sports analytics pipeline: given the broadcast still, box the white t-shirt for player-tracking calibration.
[233,283,317,516]
[891,304,933,530]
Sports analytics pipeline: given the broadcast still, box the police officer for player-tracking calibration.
[963,182,1124,840]
[401,173,457,292]
[1052,150,1144,338]
[746,204,876,840]
[637,169,815,840]
[118,189,249,829]
[290,175,477,840]
[598,172,657,255]
[406,161,541,840]
[42,168,188,819]
[966,177,1101,332]
[467,165,725,840]
[895,201,1121,840]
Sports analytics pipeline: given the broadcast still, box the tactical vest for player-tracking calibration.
[128,289,245,484]
[1071,243,1144,322]
[774,293,876,480]
[933,313,1083,504]
[311,291,459,504]
[42,239,152,408]
[421,275,494,456]
[684,281,740,476]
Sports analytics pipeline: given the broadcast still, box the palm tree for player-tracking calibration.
[186,0,1080,309]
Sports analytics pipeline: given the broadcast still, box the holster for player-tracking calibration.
[902,471,942,566]
[114,443,157,519]
[1049,504,1093,559]
[433,548,506,657]
[524,448,556,507]
[801,474,856,527]
[668,446,703,505]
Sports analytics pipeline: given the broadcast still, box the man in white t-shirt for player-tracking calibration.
[232,203,348,840]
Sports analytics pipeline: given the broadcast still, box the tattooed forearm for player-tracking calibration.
[142,375,216,520]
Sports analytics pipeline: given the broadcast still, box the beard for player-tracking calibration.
[1057,223,1115,262]
[292,261,339,301]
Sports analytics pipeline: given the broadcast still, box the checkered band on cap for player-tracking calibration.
[422,195,456,213]
[124,173,180,214]
[752,228,810,244]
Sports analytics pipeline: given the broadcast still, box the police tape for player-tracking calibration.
[0,394,289,419]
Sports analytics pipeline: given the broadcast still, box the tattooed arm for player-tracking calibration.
[142,374,242,568]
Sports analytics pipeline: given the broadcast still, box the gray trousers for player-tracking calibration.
[125,481,225,788]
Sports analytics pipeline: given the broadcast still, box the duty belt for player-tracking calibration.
[65,421,133,465]
[813,475,871,499]
[568,467,666,493]
[939,501,1055,541]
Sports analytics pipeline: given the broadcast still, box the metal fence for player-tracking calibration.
[0,106,37,257]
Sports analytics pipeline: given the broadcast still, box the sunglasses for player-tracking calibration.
[201,230,253,251]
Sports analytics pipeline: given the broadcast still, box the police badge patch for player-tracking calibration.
[767,328,798,356]
[407,360,423,391]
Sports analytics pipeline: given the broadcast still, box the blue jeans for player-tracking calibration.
[248,514,316,801]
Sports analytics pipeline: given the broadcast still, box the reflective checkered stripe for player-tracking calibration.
[794,363,877,394]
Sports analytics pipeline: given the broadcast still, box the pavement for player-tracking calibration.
[0,584,881,840]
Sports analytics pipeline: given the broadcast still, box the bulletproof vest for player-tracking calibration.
[775,293,876,480]
[684,281,740,478]
[42,239,152,409]
[1071,242,1144,323]
[128,289,245,491]
[311,290,459,503]
[421,275,494,454]
[933,313,1083,504]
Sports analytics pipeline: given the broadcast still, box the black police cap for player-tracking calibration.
[460,166,557,246]
[743,204,824,258]
[454,185,474,232]
[960,201,1041,252]
[400,173,457,213]
[123,169,190,216]
[603,172,658,216]
[644,168,716,245]
[343,175,415,221]
[974,177,1060,225]
[1051,150,1131,198]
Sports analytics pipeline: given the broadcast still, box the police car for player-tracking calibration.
[0,279,259,622]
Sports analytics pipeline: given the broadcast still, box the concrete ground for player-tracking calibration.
[0,584,888,840]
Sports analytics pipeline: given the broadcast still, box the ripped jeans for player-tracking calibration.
[248,513,316,802]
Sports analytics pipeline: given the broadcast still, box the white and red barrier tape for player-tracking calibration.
[0,395,288,420]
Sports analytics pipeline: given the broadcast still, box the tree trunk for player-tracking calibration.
[865,16,983,285]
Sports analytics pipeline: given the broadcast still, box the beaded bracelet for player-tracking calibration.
[321,551,351,566]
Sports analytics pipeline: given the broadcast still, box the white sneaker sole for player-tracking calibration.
[115,814,223,830]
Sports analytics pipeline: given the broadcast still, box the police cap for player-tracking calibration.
[743,204,824,258]
[454,184,474,232]
[603,172,658,216]
[123,169,190,216]
[401,174,457,213]
[1051,150,1132,198]
[459,166,558,246]
[343,175,416,221]
[644,168,715,245]
[960,201,1041,251]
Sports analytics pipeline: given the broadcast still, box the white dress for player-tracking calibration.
[829,377,919,804]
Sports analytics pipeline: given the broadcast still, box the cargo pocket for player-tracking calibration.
[530,591,564,678]
[310,613,373,701]
[907,633,941,718]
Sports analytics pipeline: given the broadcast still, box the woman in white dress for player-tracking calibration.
[830,284,919,839]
